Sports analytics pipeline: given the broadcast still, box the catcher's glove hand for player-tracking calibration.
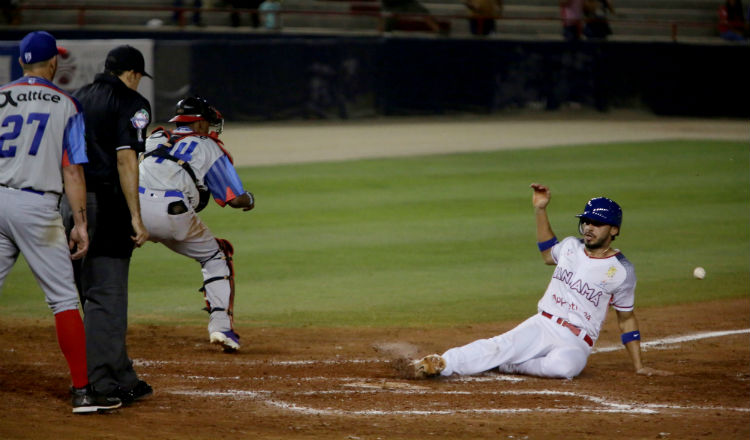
[245,192,255,211]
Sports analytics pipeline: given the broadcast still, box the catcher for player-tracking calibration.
[138,96,254,352]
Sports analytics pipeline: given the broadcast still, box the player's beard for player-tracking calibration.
[583,233,609,251]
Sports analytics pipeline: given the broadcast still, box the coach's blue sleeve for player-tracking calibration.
[63,112,88,165]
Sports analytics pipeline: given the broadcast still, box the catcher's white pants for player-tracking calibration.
[139,189,232,334]
[440,313,592,379]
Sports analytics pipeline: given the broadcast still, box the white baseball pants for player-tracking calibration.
[441,313,592,379]
[139,189,232,334]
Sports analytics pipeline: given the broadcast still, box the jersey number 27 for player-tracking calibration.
[0,112,50,157]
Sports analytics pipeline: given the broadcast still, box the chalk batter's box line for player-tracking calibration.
[133,327,750,368]
[593,328,750,353]
[167,389,750,416]
[146,373,524,383]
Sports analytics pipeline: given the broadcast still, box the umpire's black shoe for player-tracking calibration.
[130,380,154,402]
[110,380,154,406]
[71,385,122,414]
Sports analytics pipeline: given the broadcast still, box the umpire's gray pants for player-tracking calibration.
[61,194,139,394]
[81,255,139,394]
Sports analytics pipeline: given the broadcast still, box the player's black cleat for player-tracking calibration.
[71,385,122,414]
[108,380,153,406]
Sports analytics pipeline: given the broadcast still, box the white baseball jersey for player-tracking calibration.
[0,76,87,193]
[139,126,245,209]
[537,236,636,342]
[440,236,636,379]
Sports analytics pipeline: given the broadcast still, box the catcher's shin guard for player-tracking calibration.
[216,238,235,325]
[199,238,236,329]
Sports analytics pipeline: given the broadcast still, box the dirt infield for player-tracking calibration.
[1,297,748,439]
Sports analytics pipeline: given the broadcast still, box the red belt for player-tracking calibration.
[542,311,594,347]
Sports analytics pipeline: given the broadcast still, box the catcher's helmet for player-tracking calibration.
[169,96,224,133]
[575,197,622,228]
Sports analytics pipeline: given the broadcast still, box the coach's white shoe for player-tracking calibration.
[210,330,240,353]
[410,354,446,379]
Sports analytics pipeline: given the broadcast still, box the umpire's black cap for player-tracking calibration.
[105,45,152,78]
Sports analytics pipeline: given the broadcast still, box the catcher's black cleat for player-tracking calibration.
[71,385,122,414]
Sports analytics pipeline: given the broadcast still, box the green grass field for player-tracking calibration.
[1,140,748,327]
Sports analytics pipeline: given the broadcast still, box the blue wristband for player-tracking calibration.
[537,237,558,252]
[621,331,641,345]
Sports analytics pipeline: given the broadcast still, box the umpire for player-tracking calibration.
[64,45,152,405]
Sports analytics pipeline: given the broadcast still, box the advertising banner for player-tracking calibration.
[1,39,154,114]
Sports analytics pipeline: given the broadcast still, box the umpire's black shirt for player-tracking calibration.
[74,73,151,258]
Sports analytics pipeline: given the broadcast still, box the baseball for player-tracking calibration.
[693,267,706,279]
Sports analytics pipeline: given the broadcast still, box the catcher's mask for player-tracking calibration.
[169,96,224,135]
[575,197,622,236]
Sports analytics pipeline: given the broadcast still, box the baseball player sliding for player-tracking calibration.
[404,183,672,379]
[138,96,254,352]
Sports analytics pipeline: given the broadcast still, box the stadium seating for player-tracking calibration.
[4,0,723,41]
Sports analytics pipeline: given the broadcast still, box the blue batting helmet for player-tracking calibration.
[575,197,622,227]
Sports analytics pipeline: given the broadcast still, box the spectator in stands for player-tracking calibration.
[382,0,442,34]
[583,0,614,40]
[463,0,503,36]
[560,0,584,41]
[1,0,20,25]
[173,0,204,26]
[229,0,264,28]
[718,0,747,41]
[259,0,282,30]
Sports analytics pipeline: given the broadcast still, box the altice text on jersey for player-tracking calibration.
[0,89,62,108]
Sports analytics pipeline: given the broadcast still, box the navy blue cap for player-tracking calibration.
[19,31,66,64]
[105,45,152,78]
[575,197,622,227]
